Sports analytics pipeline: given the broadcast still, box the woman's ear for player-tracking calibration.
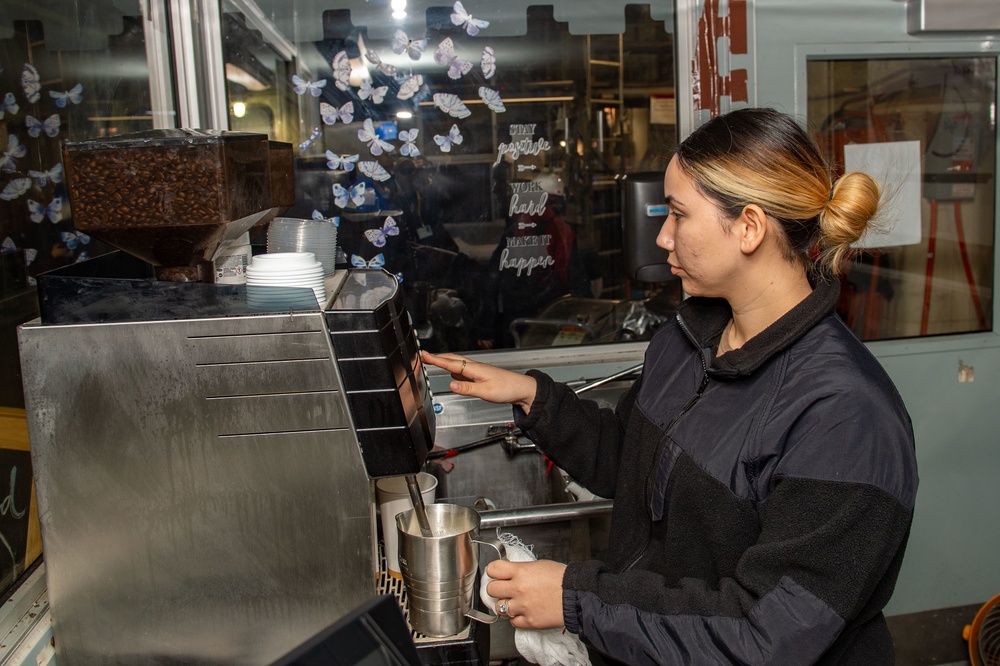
[737,204,768,255]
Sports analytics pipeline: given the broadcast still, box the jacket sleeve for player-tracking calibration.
[560,472,913,665]
[512,369,640,499]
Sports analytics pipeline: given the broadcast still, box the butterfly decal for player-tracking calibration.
[1,236,16,253]
[399,129,420,157]
[357,118,395,156]
[433,93,471,119]
[0,177,30,201]
[320,101,354,125]
[291,75,327,97]
[332,51,352,91]
[325,151,359,172]
[333,181,366,208]
[364,217,399,248]
[451,1,489,36]
[481,46,496,79]
[26,114,61,138]
[60,230,91,250]
[391,30,427,61]
[21,64,41,103]
[298,126,322,152]
[434,124,464,153]
[0,135,27,173]
[1,92,18,119]
[396,75,424,101]
[358,161,392,182]
[365,50,397,76]
[479,86,506,113]
[74,251,90,263]
[351,253,385,269]
[434,38,473,80]
[50,83,83,108]
[28,197,63,224]
[358,80,387,104]
[312,209,341,227]
[28,163,64,187]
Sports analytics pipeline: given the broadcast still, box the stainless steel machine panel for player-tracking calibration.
[17,311,375,665]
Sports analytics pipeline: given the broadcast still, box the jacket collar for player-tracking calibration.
[676,274,841,378]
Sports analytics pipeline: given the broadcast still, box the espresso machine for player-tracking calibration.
[16,130,486,665]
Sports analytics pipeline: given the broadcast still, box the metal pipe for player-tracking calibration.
[478,500,613,529]
[572,362,643,395]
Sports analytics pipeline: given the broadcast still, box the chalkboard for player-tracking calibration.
[0,448,33,592]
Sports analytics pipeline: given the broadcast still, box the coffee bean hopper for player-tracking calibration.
[16,130,488,665]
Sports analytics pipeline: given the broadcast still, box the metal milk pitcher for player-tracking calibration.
[396,502,505,637]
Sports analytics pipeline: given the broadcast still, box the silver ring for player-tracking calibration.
[498,599,509,616]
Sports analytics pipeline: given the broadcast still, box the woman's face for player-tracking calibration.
[657,156,741,298]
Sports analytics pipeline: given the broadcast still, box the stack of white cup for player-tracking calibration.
[245,252,326,308]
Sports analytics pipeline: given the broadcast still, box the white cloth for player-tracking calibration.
[479,532,592,666]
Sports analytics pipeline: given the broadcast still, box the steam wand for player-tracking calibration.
[405,474,434,537]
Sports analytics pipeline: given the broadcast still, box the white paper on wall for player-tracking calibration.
[843,140,923,248]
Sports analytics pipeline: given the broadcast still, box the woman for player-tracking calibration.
[423,108,918,665]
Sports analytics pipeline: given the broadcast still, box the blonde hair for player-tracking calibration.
[675,108,881,276]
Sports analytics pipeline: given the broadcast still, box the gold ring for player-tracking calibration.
[461,359,468,372]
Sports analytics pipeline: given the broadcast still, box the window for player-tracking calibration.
[220,1,680,352]
[807,57,995,340]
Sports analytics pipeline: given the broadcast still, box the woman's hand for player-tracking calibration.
[485,559,567,630]
[422,351,537,413]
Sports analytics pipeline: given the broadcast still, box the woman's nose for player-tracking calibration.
[656,218,674,251]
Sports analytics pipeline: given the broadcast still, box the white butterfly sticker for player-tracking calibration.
[326,151,359,172]
[312,209,341,227]
[1,236,16,253]
[358,160,392,183]
[481,46,496,79]
[435,38,473,80]
[28,197,63,224]
[396,75,424,101]
[320,101,354,125]
[434,124,464,153]
[351,253,385,269]
[291,75,327,97]
[50,83,83,108]
[298,126,322,152]
[365,50,397,76]
[357,118,395,156]
[359,80,388,104]
[364,217,400,248]
[1,92,18,119]
[0,135,27,173]
[451,1,490,36]
[333,181,366,208]
[392,30,427,61]
[26,114,61,138]
[21,64,40,103]
[433,93,471,119]
[479,86,506,113]
[28,163,64,187]
[60,230,91,250]
[332,51,352,91]
[399,129,420,157]
[358,161,392,182]
[0,177,30,201]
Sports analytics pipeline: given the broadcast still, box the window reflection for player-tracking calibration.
[223,2,680,352]
[808,58,995,340]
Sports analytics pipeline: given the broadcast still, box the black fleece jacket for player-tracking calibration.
[514,278,918,665]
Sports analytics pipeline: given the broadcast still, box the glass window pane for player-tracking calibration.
[1,1,155,406]
[221,1,679,352]
[807,57,995,340]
